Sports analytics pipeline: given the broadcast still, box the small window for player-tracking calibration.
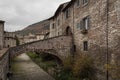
[58,32,59,35]
[52,23,55,29]
[83,41,88,51]
[80,16,89,30]
[76,0,80,7]
[58,19,60,26]
[83,0,88,5]
[65,8,70,19]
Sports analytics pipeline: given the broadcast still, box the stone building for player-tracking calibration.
[16,35,24,45]
[4,32,16,48]
[49,2,71,37]
[49,0,120,79]
[17,32,45,44]
[0,20,5,50]
[35,33,45,40]
[23,33,37,43]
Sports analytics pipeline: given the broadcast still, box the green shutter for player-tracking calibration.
[80,20,84,29]
[76,23,80,28]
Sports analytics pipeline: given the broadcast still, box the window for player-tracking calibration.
[83,0,88,5]
[76,16,90,30]
[57,19,60,26]
[65,8,70,19]
[52,23,55,29]
[80,16,89,30]
[83,41,88,51]
[76,0,80,7]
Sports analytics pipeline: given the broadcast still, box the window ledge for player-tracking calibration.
[81,29,88,34]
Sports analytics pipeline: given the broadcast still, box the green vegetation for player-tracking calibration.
[27,52,97,80]
[11,57,21,71]
[15,35,20,46]
[105,63,120,80]
[56,55,97,80]
[27,52,58,74]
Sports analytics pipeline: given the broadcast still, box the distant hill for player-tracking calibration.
[15,19,50,36]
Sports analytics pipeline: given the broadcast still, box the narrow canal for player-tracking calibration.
[10,53,55,80]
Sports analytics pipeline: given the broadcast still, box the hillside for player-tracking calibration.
[15,19,50,36]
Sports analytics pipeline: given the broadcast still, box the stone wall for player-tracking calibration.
[49,0,120,79]
[73,0,108,79]
[108,0,120,65]
[0,49,9,80]
[0,21,4,50]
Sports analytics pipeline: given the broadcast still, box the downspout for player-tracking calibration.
[72,3,75,56]
[106,0,109,80]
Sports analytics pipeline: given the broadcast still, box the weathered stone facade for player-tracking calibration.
[17,32,45,44]
[4,32,16,48]
[49,0,120,79]
[0,49,9,80]
[0,20,5,50]
[0,0,119,80]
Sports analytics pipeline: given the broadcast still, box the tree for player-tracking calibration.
[15,35,20,46]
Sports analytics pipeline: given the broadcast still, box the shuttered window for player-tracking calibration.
[76,0,80,7]
[76,16,90,30]
[76,23,80,28]
[80,16,90,30]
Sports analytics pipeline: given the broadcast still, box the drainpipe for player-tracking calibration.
[106,0,109,80]
[72,3,75,57]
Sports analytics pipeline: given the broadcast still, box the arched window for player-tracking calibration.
[66,27,72,36]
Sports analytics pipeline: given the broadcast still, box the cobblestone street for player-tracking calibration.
[11,53,55,80]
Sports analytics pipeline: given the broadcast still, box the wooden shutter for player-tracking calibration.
[80,20,84,29]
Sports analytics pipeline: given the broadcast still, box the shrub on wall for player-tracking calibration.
[106,63,120,80]
[15,35,20,46]
[73,54,97,80]
[55,56,73,80]
[56,54,97,80]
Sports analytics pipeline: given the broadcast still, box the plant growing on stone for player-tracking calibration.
[55,56,74,80]
[106,63,120,80]
[15,35,20,46]
[73,54,97,80]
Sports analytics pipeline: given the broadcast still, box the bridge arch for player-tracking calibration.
[9,35,72,62]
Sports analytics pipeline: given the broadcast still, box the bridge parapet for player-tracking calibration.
[9,35,72,60]
[0,49,9,80]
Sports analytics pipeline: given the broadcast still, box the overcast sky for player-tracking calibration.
[0,0,70,32]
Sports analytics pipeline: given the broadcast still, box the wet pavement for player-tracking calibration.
[11,53,55,80]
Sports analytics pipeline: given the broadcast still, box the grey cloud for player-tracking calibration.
[0,0,70,32]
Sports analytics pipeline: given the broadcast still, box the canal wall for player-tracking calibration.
[0,49,9,80]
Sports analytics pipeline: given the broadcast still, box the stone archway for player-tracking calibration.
[65,26,72,36]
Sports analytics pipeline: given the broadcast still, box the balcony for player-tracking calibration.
[81,29,88,34]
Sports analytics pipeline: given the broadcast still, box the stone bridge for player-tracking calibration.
[9,35,73,60]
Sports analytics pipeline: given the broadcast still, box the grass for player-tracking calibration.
[11,57,21,72]
[27,52,58,75]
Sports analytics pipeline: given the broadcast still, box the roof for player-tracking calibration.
[62,0,75,11]
[0,20,5,23]
[54,2,70,17]
[49,1,70,20]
